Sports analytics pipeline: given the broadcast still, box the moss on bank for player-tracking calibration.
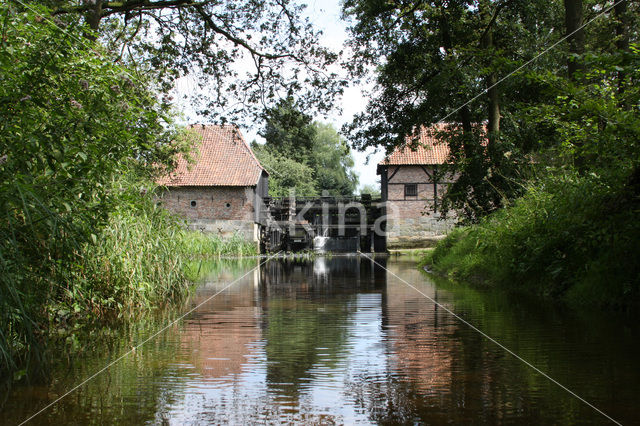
[423,172,640,309]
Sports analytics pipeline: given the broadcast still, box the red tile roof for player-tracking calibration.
[380,124,451,166]
[158,124,266,187]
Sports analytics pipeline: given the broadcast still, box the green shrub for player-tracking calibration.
[0,4,189,380]
[425,171,640,308]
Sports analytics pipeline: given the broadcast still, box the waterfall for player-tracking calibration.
[313,227,330,252]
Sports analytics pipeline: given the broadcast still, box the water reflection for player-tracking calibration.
[181,285,260,379]
[1,256,639,425]
[259,256,385,402]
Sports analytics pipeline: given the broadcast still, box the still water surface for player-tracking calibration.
[2,256,639,424]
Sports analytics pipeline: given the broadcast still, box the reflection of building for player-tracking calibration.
[377,125,456,248]
[259,256,386,294]
[258,256,386,398]
[372,263,512,424]
[157,124,269,241]
[384,276,456,393]
[180,275,261,379]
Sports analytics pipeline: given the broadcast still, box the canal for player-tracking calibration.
[2,256,639,424]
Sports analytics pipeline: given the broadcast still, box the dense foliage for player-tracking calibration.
[0,5,252,382]
[251,146,320,196]
[343,0,553,219]
[253,98,358,196]
[0,4,179,378]
[425,169,640,308]
[423,41,640,306]
[345,0,639,306]
[41,0,345,122]
[343,0,638,222]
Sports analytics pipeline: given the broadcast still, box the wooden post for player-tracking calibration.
[433,165,438,212]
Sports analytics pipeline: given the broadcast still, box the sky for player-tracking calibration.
[303,0,386,191]
[176,0,385,191]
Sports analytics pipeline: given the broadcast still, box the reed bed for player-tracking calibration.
[1,195,259,383]
[179,231,258,258]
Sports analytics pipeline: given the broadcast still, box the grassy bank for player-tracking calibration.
[0,5,260,385]
[423,172,640,309]
[179,231,258,258]
[1,193,257,383]
[75,198,257,316]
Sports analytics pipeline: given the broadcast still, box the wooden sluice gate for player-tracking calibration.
[259,194,387,253]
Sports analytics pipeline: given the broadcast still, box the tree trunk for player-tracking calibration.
[481,26,500,160]
[564,0,585,80]
[486,77,500,137]
[85,0,103,36]
[614,0,629,97]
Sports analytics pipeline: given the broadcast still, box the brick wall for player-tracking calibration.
[384,201,456,248]
[158,186,259,240]
[382,165,456,248]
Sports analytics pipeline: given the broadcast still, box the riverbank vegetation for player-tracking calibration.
[424,170,639,307]
[421,42,640,307]
[343,1,639,307]
[252,98,359,197]
[0,4,254,383]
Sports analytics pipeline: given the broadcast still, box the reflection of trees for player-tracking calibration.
[0,316,186,424]
[263,299,350,397]
[260,256,386,398]
[347,263,640,424]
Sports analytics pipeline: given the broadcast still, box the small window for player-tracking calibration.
[225,202,231,208]
[190,200,197,208]
[404,184,418,197]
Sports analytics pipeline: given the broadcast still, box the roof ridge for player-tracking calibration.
[378,122,487,166]
[379,124,451,166]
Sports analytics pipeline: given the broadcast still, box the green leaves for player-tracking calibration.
[344,0,640,222]
[252,145,319,197]
[47,0,346,124]
[0,3,190,379]
[254,99,358,196]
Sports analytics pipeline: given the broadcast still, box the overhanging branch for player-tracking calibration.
[193,4,302,62]
[53,0,212,17]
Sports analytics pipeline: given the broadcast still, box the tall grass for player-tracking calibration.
[179,231,258,258]
[0,178,85,382]
[73,201,191,317]
[424,171,640,308]
[1,188,260,383]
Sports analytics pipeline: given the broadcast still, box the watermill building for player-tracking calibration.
[157,124,269,242]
